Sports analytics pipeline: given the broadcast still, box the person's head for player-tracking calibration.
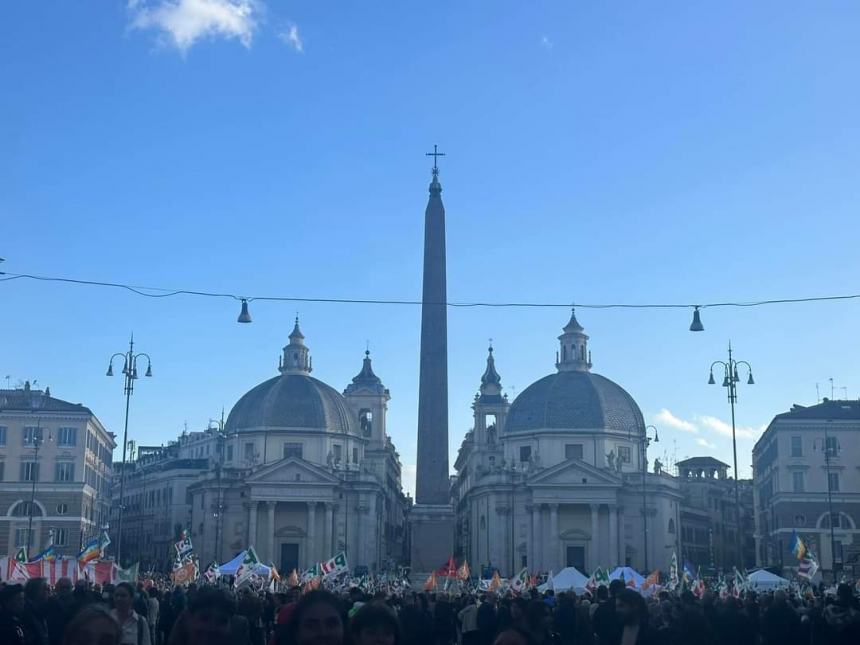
[525,600,548,632]
[608,579,625,598]
[186,586,236,645]
[63,604,121,645]
[55,578,73,597]
[0,584,25,615]
[510,597,527,621]
[287,590,345,645]
[112,582,135,613]
[492,628,531,645]
[596,585,609,602]
[836,583,852,605]
[615,589,648,626]
[25,577,50,604]
[350,602,399,645]
[147,587,160,599]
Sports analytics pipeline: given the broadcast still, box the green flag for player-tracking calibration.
[117,562,139,583]
[15,546,28,563]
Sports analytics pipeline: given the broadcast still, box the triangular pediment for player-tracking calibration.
[527,458,621,487]
[245,457,341,485]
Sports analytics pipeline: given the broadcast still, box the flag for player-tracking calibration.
[170,561,197,585]
[642,570,660,591]
[287,569,300,588]
[797,557,819,580]
[174,533,194,560]
[790,531,807,561]
[510,567,530,593]
[692,568,706,598]
[302,562,322,581]
[423,572,437,591]
[117,562,139,583]
[98,528,111,554]
[30,546,56,563]
[457,559,471,581]
[303,576,321,593]
[270,564,281,582]
[545,571,555,591]
[203,562,220,583]
[78,537,101,564]
[320,552,349,578]
[668,552,679,590]
[732,567,746,598]
[488,570,501,593]
[235,547,260,585]
[14,546,28,563]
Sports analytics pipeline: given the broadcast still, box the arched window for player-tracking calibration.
[10,501,42,517]
[562,346,567,360]
[668,518,675,534]
[480,515,486,530]
[359,409,373,437]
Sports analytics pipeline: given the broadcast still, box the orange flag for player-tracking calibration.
[642,570,660,590]
[423,571,437,591]
[287,569,300,588]
[488,570,501,592]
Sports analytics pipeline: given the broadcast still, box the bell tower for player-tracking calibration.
[556,308,592,372]
[279,317,312,374]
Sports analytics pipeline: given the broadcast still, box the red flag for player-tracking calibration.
[435,557,456,578]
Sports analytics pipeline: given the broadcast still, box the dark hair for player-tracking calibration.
[24,577,48,600]
[350,603,400,644]
[596,585,608,601]
[608,579,625,596]
[616,588,648,624]
[63,604,120,645]
[113,582,135,603]
[284,590,344,644]
[188,586,236,617]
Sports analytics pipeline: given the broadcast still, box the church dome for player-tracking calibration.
[225,373,356,434]
[505,371,645,434]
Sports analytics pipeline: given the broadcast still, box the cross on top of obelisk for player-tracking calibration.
[426,144,445,175]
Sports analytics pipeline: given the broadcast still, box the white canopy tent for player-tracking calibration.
[609,566,645,588]
[538,567,589,593]
[746,569,790,591]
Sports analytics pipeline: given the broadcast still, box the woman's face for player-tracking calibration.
[113,587,132,612]
[356,624,395,645]
[296,602,344,645]
[189,608,232,645]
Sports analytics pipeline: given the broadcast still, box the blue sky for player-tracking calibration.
[2,1,859,494]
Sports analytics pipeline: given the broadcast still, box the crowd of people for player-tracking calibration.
[1,575,859,645]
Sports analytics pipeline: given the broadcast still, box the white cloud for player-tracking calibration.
[540,35,553,50]
[696,438,717,449]
[697,415,762,440]
[129,0,260,52]
[402,463,416,499]
[279,23,303,52]
[654,408,699,434]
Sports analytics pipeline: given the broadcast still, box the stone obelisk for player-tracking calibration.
[409,146,455,575]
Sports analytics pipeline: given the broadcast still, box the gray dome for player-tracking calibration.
[505,371,644,434]
[226,374,356,434]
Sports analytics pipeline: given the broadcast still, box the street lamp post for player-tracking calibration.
[26,421,50,554]
[708,342,754,569]
[642,425,659,572]
[106,335,153,566]
[815,424,839,580]
[209,418,227,564]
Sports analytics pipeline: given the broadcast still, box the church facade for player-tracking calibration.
[452,311,681,575]
[186,320,410,574]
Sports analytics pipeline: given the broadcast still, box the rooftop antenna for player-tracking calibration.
[816,383,820,403]
[840,387,848,399]
[829,377,834,400]
[4,375,9,388]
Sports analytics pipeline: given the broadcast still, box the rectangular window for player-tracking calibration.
[20,462,39,482]
[618,446,632,463]
[519,446,532,462]
[57,427,77,446]
[54,528,68,547]
[333,444,342,462]
[55,462,75,482]
[790,436,802,457]
[825,436,839,456]
[828,472,840,492]
[244,442,255,461]
[353,447,359,464]
[283,443,303,459]
[226,445,234,462]
[0,426,6,445]
[792,471,804,492]
[834,540,843,563]
[23,426,43,446]
[15,528,29,547]
[0,461,4,480]
[565,444,584,460]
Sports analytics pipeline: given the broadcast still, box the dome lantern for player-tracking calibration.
[556,308,592,373]
[279,317,312,375]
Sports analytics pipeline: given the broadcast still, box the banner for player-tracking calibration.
[171,561,197,585]
[174,533,194,560]
[320,552,348,578]
[235,547,261,585]
[510,567,530,593]
[457,560,471,581]
[797,557,819,580]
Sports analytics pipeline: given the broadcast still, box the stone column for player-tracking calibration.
[531,504,542,571]
[324,503,334,557]
[608,505,619,567]
[549,504,559,571]
[590,504,600,570]
[267,502,277,563]
[248,502,258,547]
[306,502,317,565]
